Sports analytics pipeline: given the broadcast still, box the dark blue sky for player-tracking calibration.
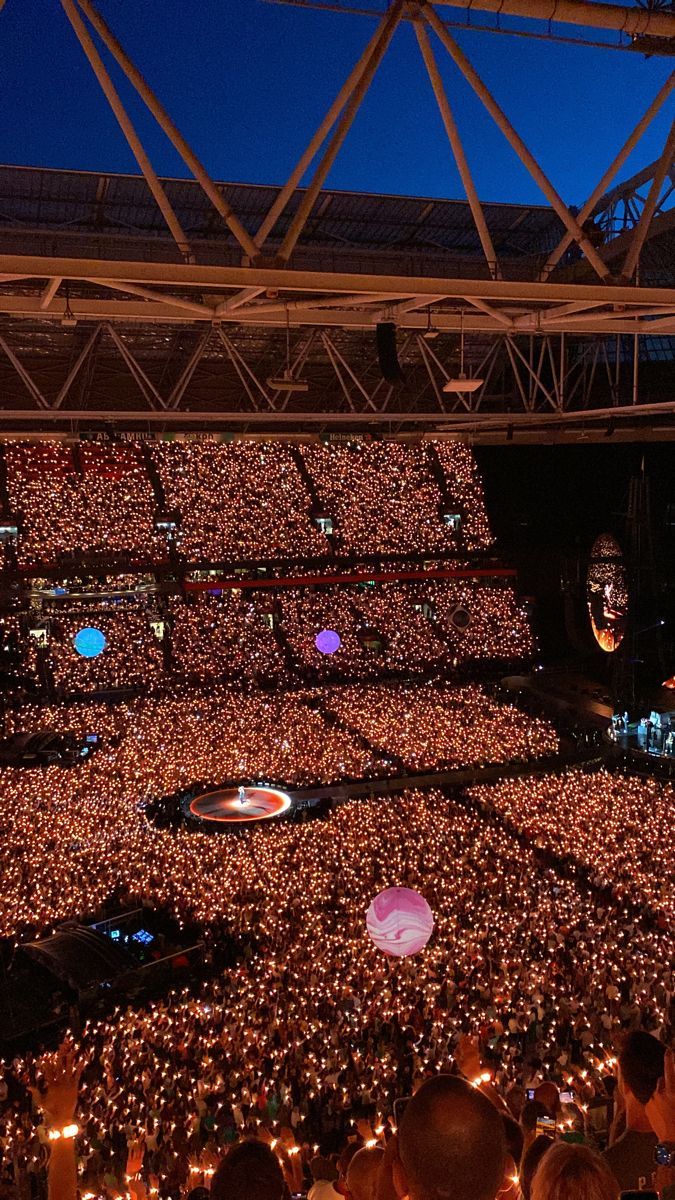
[1,0,672,206]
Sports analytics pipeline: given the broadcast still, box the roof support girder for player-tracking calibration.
[2,253,675,304]
[0,294,674,335]
[428,0,675,39]
[2,397,675,428]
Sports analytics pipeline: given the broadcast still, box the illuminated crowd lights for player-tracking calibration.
[4,439,495,567]
[0,438,669,1197]
[151,441,327,562]
[170,593,286,684]
[325,682,558,771]
[192,580,533,685]
[426,580,534,660]
[468,767,675,922]
[299,441,493,555]
[0,781,671,1198]
[46,608,163,696]
[10,578,536,701]
[5,440,165,568]
[0,682,558,940]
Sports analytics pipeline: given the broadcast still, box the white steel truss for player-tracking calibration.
[0,0,673,438]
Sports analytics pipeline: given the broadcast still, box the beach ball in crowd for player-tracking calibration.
[73,626,107,658]
[315,629,341,655]
[366,887,434,957]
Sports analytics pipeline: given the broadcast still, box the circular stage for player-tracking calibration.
[188,785,292,826]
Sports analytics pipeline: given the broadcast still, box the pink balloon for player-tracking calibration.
[366,887,434,957]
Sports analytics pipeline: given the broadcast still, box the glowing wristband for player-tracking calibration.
[48,1123,79,1141]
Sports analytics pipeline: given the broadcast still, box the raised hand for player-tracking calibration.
[126,1134,146,1179]
[39,1038,83,1130]
[454,1033,482,1083]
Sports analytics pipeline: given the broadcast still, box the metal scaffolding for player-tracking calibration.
[0,0,673,439]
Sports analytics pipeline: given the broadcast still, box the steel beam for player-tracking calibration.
[104,323,167,409]
[542,69,675,279]
[254,12,401,250]
[428,0,675,39]
[74,0,259,261]
[39,277,63,310]
[423,4,611,281]
[0,334,49,410]
[1,397,675,427]
[0,294,674,334]
[90,278,214,318]
[2,253,675,304]
[53,324,101,409]
[414,20,500,279]
[166,330,212,410]
[60,0,193,261]
[623,120,675,280]
[275,2,403,263]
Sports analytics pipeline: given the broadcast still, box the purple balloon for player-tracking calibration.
[366,887,434,957]
[315,629,341,655]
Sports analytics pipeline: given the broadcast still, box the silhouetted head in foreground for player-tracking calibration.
[395,1074,509,1200]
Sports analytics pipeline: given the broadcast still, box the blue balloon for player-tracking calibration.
[73,627,107,658]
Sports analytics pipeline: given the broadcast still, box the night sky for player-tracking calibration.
[1,0,672,205]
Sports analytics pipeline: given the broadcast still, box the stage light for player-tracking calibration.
[443,375,483,394]
[443,309,483,393]
[422,307,439,340]
[268,303,309,391]
[266,372,309,393]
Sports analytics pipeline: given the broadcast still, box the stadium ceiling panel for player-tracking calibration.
[0,0,673,439]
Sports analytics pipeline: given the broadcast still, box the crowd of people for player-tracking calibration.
[2,436,673,1200]
[150,442,327,564]
[2,439,494,568]
[324,683,557,771]
[4,442,164,568]
[42,608,165,697]
[0,781,672,1198]
[468,768,674,923]
[169,595,286,685]
[297,442,492,555]
[6,576,535,698]
[0,679,560,940]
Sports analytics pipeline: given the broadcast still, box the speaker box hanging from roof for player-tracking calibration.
[375,322,404,384]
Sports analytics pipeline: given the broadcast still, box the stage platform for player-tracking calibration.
[186,785,293,826]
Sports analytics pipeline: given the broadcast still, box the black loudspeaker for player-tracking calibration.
[376,322,404,383]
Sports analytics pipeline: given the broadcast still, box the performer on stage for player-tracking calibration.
[238,786,247,806]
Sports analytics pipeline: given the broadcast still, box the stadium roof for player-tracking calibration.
[0,0,673,439]
[0,164,565,275]
[0,161,671,440]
